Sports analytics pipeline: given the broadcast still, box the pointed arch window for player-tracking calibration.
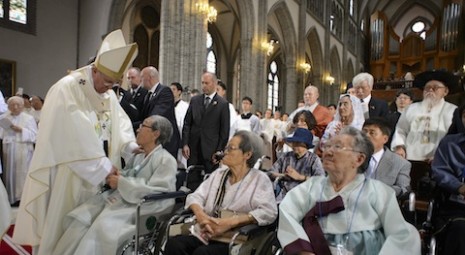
[349,0,354,17]
[0,0,36,34]
[267,61,279,110]
[132,4,161,69]
[206,32,217,73]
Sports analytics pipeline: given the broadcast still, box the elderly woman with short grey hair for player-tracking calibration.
[278,126,421,255]
[165,130,278,255]
[53,115,177,255]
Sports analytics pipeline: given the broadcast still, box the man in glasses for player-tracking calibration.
[391,70,458,161]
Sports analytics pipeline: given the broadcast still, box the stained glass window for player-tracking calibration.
[267,61,279,110]
[0,1,4,18]
[9,0,26,24]
[0,0,35,34]
[206,32,217,73]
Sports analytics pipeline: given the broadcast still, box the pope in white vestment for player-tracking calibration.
[12,30,139,255]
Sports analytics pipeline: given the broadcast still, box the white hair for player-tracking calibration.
[352,72,374,89]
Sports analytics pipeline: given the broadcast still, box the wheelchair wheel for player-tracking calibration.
[119,221,168,255]
[254,231,283,255]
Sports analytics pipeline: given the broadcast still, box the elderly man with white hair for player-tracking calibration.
[288,85,332,138]
[391,70,457,161]
[352,72,389,119]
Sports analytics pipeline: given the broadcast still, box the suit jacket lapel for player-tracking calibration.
[204,94,219,112]
[152,83,163,99]
[376,151,392,179]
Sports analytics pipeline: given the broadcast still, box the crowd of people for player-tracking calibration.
[0,28,464,254]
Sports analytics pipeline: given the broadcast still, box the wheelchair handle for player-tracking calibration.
[142,191,189,202]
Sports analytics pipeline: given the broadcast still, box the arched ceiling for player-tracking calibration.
[210,0,241,59]
[359,0,442,25]
[359,0,444,39]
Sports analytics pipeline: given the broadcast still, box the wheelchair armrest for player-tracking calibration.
[238,224,262,236]
[142,191,189,202]
[238,221,276,237]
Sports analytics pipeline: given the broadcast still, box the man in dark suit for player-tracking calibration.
[352,72,389,119]
[182,72,230,173]
[112,84,139,123]
[127,67,148,112]
[363,118,411,197]
[139,66,180,158]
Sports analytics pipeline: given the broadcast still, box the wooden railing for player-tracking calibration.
[373,80,413,90]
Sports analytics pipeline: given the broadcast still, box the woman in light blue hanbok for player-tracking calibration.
[53,115,177,255]
[278,126,420,255]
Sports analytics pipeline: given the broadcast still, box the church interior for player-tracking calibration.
[0,0,463,112]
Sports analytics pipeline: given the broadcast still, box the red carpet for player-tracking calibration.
[0,225,32,255]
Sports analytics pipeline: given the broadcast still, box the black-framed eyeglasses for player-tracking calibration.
[224,145,241,152]
[139,123,152,129]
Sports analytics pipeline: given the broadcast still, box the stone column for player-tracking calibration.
[159,0,207,91]
[321,0,332,104]
[234,0,269,112]
[284,65,298,112]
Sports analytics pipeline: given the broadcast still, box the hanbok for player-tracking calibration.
[53,145,177,255]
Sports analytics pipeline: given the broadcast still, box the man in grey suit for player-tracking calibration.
[182,72,230,173]
[363,118,411,197]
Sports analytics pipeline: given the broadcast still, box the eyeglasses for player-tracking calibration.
[321,143,361,153]
[97,71,116,87]
[224,145,241,152]
[139,123,152,129]
[424,85,446,91]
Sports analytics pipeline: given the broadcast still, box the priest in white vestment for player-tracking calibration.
[0,96,38,205]
[391,70,457,161]
[12,30,139,255]
[52,115,177,255]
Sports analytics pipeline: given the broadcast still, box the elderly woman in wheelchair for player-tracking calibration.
[278,127,421,255]
[52,115,178,255]
[165,130,278,255]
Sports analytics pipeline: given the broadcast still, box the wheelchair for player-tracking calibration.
[417,190,465,255]
[119,165,208,255]
[163,209,281,255]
